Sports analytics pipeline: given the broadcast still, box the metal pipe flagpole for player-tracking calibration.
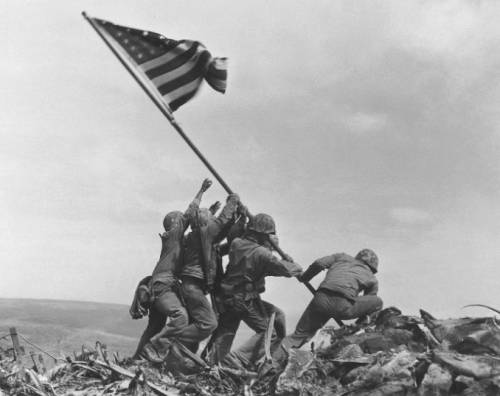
[82,12,324,302]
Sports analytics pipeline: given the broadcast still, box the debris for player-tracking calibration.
[2,306,500,394]
[433,351,500,379]
[419,363,452,395]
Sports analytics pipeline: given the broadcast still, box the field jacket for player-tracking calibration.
[301,253,378,301]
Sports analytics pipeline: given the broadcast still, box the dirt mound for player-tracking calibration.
[1,306,500,395]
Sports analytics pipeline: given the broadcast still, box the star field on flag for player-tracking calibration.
[91,17,227,111]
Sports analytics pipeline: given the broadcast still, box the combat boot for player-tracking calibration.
[140,342,163,364]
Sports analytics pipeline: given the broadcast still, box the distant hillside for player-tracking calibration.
[0,298,143,357]
[0,298,260,359]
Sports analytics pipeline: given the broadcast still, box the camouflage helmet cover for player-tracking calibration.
[163,211,183,232]
[248,213,276,235]
[355,248,379,273]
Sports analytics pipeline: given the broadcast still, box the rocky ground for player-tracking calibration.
[1,306,500,395]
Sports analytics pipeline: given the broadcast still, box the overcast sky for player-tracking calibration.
[2,0,500,323]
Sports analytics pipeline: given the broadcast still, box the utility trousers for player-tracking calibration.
[133,288,188,357]
[284,289,383,350]
[175,277,218,351]
[214,296,285,367]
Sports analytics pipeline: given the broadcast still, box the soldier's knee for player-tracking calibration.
[198,316,218,338]
[373,296,383,311]
[170,307,189,327]
[206,316,218,334]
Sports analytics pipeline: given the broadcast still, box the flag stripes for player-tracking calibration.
[91,17,227,111]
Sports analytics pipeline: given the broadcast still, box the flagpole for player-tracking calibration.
[82,12,322,302]
[82,11,233,195]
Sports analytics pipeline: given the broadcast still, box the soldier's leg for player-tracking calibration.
[259,301,287,358]
[261,301,286,339]
[133,306,166,358]
[342,295,383,320]
[209,309,241,364]
[224,299,272,367]
[150,290,189,347]
[283,292,335,350]
[176,279,218,348]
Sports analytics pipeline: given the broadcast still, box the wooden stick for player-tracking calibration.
[9,327,23,360]
[89,358,177,396]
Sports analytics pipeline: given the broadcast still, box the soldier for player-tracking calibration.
[175,192,240,351]
[280,249,383,354]
[137,178,213,362]
[211,213,303,368]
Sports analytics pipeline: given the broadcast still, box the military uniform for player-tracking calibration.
[176,194,240,349]
[284,251,383,350]
[136,178,213,362]
[212,236,302,367]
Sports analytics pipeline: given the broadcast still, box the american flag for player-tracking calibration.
[90,17,227,111]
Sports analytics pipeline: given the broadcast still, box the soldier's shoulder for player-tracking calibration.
[333,252,355,262]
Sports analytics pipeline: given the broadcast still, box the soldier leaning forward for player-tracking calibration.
[129,178,212,363]
[210,213,303,368]
[174,193,240,352]
[279,249,383,358]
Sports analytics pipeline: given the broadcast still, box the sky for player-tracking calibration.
[2,0,500,324]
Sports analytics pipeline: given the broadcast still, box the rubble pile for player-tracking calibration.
[275,306,500,395]
[1,306,499,395]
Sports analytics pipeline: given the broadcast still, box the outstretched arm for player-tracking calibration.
[260,250,303,278]
[184,178,212,220]
[210,193,240,241]
[194,178,212,204]
[299,254,341,283]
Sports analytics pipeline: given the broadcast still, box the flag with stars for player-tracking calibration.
[89,16,227,111]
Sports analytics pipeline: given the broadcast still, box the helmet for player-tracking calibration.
[163,211,183,232]
[355,249,379,273]
[248,213,276,235]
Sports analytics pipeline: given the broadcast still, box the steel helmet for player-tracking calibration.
[163,211,183,232]
[355,249,379,273]
[248,213,276,235]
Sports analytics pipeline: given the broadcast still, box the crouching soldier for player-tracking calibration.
[211,213,303,368]
[280,249,383,354]
[134,178,212,363]
[175,193,240,352]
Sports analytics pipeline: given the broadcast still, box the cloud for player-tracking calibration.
[390,207,433,225]
[344,112,388,135]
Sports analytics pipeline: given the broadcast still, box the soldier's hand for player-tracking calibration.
[129,306,145,320]
[283,253,294,263]
[209,201,221,215]
[201,178,212,192]
[296,273,306,283]
[237,203,249,217]
[228,193,240,202]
